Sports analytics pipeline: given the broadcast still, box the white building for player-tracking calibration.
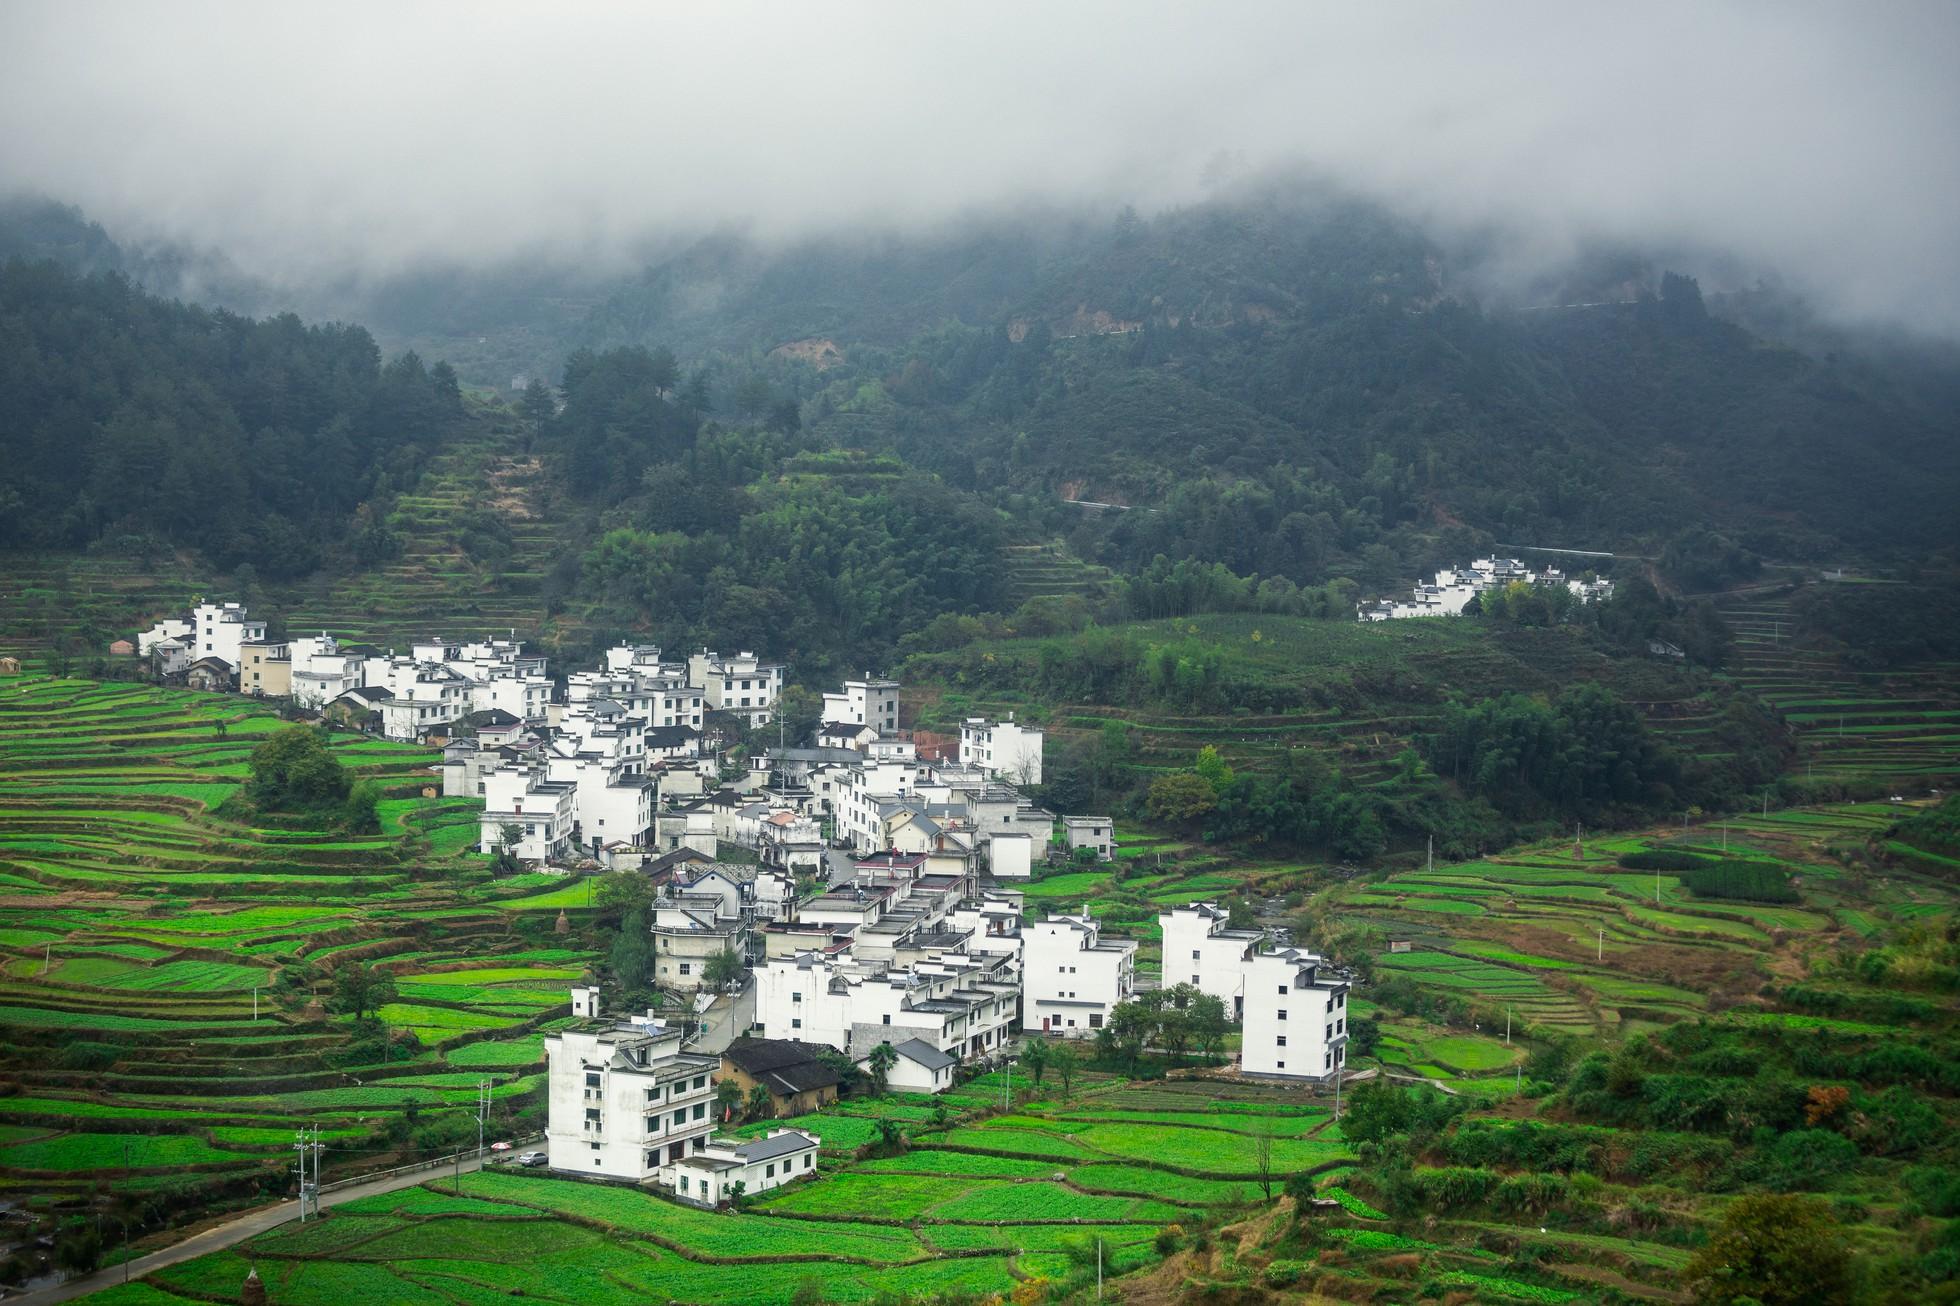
[754,948,1018,1071]
[880,1039,956,1093]
[1158,902,1264,1018]
[822,677,900,733]
[651,894,751,992]
[478,766,577,863]
[988,831,1034,879]
[673,1129,821,1207]
[960,715,1043,785]
[1360,556,1615,622]
[287,634,363,709]
[1061,816,1114,861]
[1022,910,1136,1037]
[1240,947,1350,1081]
[136,617,192,655]
[188,601,266,672]
[543,1008,719,1182]
[690,649,785,728]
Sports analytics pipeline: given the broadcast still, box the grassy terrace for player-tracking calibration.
[0,675,593,1212]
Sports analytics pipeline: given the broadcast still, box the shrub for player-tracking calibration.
[1619,850,1709,872]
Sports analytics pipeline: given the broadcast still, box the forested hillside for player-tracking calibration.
[0,259,466,575]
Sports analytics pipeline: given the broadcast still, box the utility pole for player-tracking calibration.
[1426,835,1433,874]
[1333,1059,1343,1120]
[474,1080,490,1162]
[1002,1058,1012,1112]
[1097,1236,1104,1299]
[1596,926,1604,962]
[1505,1006,1511,1045]
[253,986,258,1021]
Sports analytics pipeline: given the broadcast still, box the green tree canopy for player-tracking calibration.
[246,726,350,812]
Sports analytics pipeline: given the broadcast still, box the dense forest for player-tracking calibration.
[0,259,464,575]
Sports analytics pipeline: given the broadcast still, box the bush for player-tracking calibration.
[1619,849,1710,872]
[1680,860,1799,903]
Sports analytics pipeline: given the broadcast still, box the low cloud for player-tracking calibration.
[2,2,1956,332]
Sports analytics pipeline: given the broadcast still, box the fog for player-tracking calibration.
[3,2,1957,332]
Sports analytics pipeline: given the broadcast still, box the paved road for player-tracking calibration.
[15,1152,504,1305]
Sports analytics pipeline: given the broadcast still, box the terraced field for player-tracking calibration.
[85,1078,1346,1304]
[0,675,595,1212]
[1716,585,1960,786]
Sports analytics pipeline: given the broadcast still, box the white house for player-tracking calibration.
[287,634,363,709]
[1061,816,1114,861]
[1022,910,1136,1037]
[672,1129,820,1207]
[478,765,577,863]
[988,831,1034,879]
[1240,947,1350,1081]
[188,601,266,672]
[754,948,1018,1066]
[136,616,192,655]
[822,677,900,733]
[543,1007,719,1182]
[960,715,1043,785]
[1158,902,1264,1018]
[690,649,785,727]
[651,893,751,992]
[880,1038,956,1093]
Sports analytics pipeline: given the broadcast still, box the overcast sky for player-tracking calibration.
[3,2,1957,332]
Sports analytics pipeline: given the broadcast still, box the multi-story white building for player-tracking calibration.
[834,760,919,852]
[754,948,1018,1072]
[1022,910,1136,1037]
[287,634,364,709]
[1158,902,1264,1018]
[543,1007,719,1182]
[1240,947,1350,1081]
[478,765,577,862]
[960,715,1043,785]
[189,601,267,671]
[651,895,751,992]
[822,677,900,733]
[690,649,785,727]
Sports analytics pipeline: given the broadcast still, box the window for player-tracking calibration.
[765,1163,776,1178]
[1276,1009,1287,1021]
[1276,1035,1287,1047]
[881,1013,891,1025]
[804,1154,813,1169]
[1191,975,1200,985]
[1276,1060,1285,1070]
[791,1018,802,1029]
[1277,984,1288,994]
[679,963,692,976]
[693,1076,705,1090]
[792,991,802,1004]
[679,1176,689,1193]
[586,1072,601,1088]
[1088,1013,1103,1029]
[673,1109,687,1125]
[692,1104,704,1120]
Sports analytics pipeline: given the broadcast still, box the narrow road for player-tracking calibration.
[14,1152,505,1304]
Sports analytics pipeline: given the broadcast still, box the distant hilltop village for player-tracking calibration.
[1358,556,1614,622]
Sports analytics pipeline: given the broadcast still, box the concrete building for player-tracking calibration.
[822,677,900,733]
[543,1007,718,1182]
[189,601,267,671]
[1061,816,1114,861]
[690,649,785,727]
[651,894,751,992]
[880,1038,956,1093]
[1022,910,1136,1036]
[753,948,1018,1071]
[1158,902,1264,1018]
[238,640,291,698]
[673,1129,820,1207]
[1240,947,1350,1081]
[478,766,577,863]
[960,715,1043,785]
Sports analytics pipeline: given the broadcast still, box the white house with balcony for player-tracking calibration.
[690,649,785,727]
[477,765,577,863]
[754,948,1018,1074]
[651,894,751,992]
[543,1007,719,1182]
[1158,902,1264,1018]
[1023,910,1136,1036]
[960,715,1043,785]
[1240,947,1350,1081]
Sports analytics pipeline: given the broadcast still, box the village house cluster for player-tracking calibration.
[1358,556,1614,621]
[135,600,1356,1199]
